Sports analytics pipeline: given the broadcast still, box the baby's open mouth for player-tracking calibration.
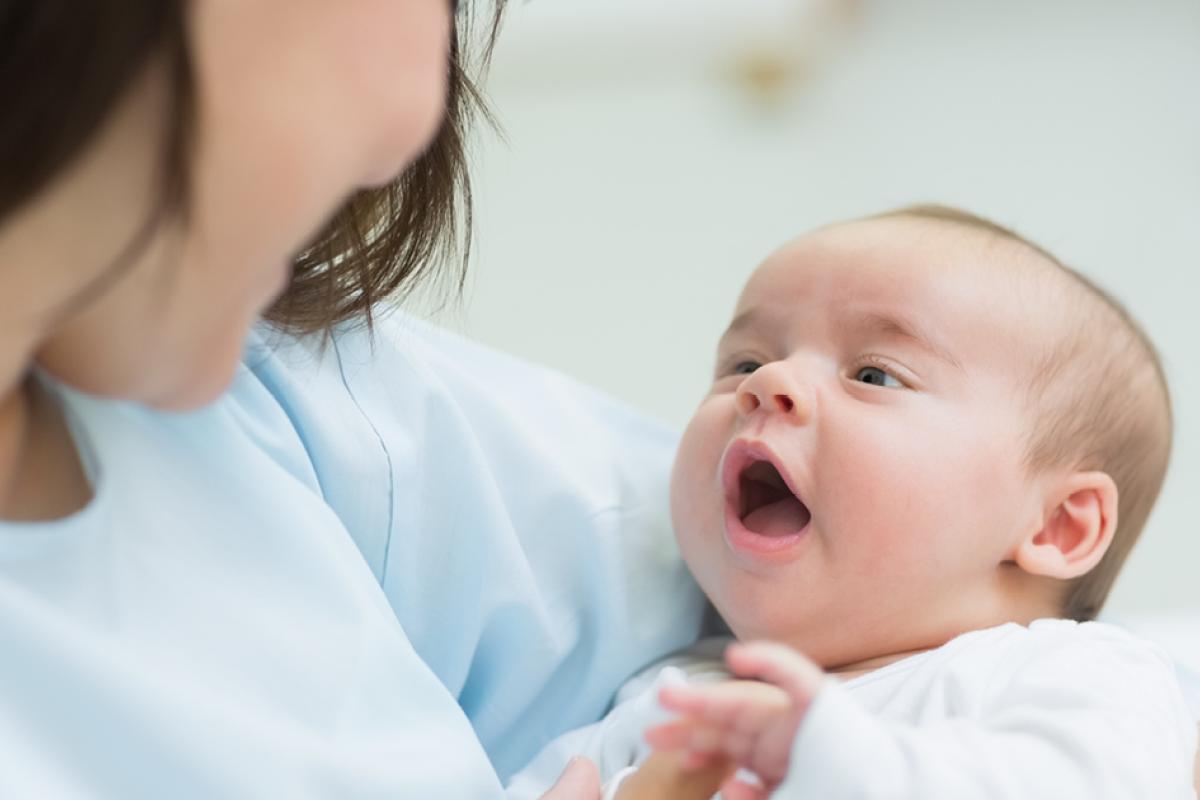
[738,460,812,536]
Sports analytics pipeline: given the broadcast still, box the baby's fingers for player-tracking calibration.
[659,681,789,730]
[725,641,825,705]
[645,719,723,755]
[645,719,769,771]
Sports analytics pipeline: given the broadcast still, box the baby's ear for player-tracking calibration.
[1014,472,1118,580]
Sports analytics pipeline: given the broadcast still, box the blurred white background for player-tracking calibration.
[419,0,1200,617]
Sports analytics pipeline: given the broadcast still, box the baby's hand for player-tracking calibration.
[645,641,825,798]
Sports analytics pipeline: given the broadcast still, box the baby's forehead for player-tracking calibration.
[744,217,1030,303]
[734,218,1064,364]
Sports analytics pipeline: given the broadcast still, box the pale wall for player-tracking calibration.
[419,0,1200,615]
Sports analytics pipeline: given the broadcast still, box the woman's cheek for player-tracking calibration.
[354,4,453,185]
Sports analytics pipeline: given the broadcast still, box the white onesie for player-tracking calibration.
[507,619,1198,799]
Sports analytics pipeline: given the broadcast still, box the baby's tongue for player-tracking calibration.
[742,496,811,537]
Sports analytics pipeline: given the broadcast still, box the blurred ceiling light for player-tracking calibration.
[486,0,857,98]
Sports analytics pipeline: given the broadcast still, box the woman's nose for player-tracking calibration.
[735,362,811,421]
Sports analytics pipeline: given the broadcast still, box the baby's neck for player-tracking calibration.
[826,647,935,682]
[811,598,1066,682]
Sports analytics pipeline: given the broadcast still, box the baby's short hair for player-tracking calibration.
[877,205,1172,620]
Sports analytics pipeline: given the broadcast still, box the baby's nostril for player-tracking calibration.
[774,394,794,413]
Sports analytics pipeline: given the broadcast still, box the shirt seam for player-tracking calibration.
[332,333,397,587]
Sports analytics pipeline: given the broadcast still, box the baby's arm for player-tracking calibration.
[647,638,1198,799]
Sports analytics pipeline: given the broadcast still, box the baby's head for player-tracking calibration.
[670,206,1171,670]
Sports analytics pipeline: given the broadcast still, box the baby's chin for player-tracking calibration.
[706,587,909,671]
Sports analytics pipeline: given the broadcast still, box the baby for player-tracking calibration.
[506,206,1198,799]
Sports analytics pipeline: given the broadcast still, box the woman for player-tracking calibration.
[0,1,704,796]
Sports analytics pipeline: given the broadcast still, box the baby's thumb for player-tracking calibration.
[727,641,824,705]
[539,757,602,800]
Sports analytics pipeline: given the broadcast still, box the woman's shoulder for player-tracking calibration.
[235,308,688,524]
[240,311,685,580]
[240,309,678,474]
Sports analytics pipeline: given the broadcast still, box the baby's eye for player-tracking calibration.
[732,360,762,376]
[854,365,903,388]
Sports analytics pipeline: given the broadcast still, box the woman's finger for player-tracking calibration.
[718,774,770,800]
[539,756,601,800]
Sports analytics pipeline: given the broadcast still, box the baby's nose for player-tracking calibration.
[737,388,795,415]
[735,363,809,421]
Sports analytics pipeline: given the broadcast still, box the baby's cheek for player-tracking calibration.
[822,431,924,520]
[670,404,726,531]
[818,430,957,568]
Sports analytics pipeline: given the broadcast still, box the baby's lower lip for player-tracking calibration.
[722,502,811,564]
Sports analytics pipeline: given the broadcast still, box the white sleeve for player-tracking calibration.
[777,635,1198,799]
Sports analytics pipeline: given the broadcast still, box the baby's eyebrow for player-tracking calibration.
[853,311,964,372]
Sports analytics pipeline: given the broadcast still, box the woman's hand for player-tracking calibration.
[539,757,602,800]
[1193,728,1198,796]
[644,641,825,798]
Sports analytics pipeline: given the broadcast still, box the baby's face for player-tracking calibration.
[671,218,1052,668]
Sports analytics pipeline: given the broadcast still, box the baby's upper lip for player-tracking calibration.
[720,437,805,509]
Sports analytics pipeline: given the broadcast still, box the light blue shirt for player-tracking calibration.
[0,312,706,798]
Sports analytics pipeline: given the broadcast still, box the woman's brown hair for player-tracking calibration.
[0,0,504,335]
